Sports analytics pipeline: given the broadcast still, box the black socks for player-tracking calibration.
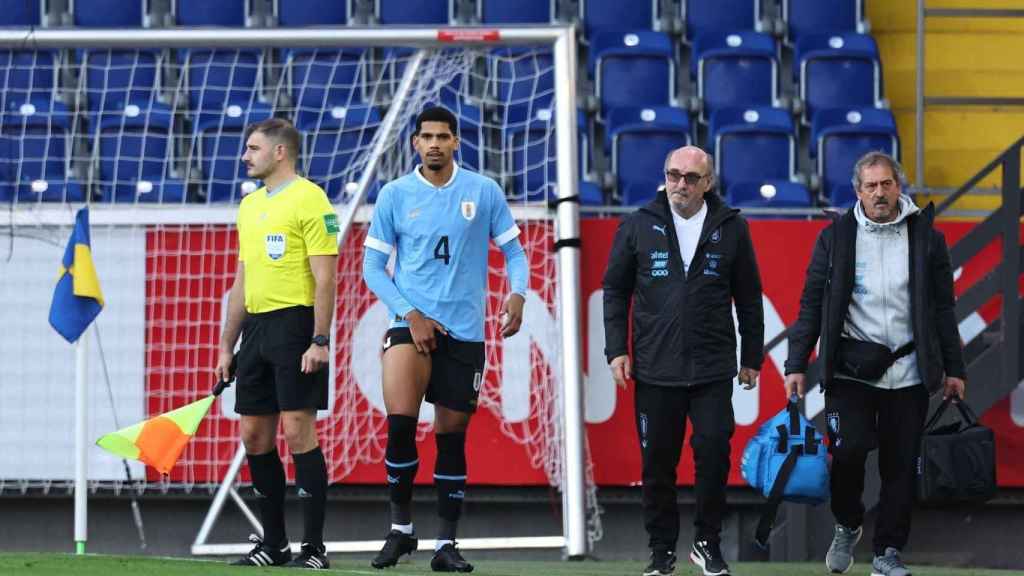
[293,446,328,546]
[385,414,419,526]
[247,449,287,547]
[434,432,467,541]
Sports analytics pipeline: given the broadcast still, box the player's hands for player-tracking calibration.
[784,372,807,399]
[407,309,446,354]
[610,354,631,389]
[301,343,329,374]
[943,376,966,401]
[501,293,526,338]
[739,366,759,390]
[214,349,235,383]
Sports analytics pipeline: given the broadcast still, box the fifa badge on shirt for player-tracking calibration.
[324,213,340,234]
[461,200,477,221]
[265,233,286,260]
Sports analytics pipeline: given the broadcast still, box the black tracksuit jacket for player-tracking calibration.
[603,191,765,387]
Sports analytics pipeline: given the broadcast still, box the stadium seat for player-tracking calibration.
[299,104,380,201]
[694,31,777,123]
[288,49,365,127]
[502,108,587,202]
[176,0,247,26]
[797,33,881,125]
[492,48,554,124]
[73,0,144,27]
[709,107,794,192]
[0,0,41,26]
[812,108,898,207]
[195,106,273,202]
[580,0,656,42]
[0,50,58,107]
[82,50,160,125]
[479,0,551,24]
[186,49,268,131]
[683,0,760,43]
[578,180,604,206]
[592,31,675,121]
[95,104,184,203]
[784,0,862,44]
[606,106,691,204]
[437,94,484,172]
[1,98,84,202]
[727,180,811,208]
[275,0,348,26]
[377,0,451,25]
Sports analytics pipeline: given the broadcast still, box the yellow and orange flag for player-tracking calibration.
[96,395,216,475]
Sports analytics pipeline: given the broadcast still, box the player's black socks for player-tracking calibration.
[293,446,328,546]
[385,414,419,526]
[247,449,288,547]
[434,432,467,541]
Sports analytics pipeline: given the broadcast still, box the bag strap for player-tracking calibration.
[955,400,979,426]
[788,401,800,436]
[804,426,818,455]
[923,398,952,431]
[892,341,915,360]
[754,446,802,550]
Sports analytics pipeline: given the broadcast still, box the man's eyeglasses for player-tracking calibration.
[665,171,706,186]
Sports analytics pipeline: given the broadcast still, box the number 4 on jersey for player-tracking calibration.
[434,235,451,265]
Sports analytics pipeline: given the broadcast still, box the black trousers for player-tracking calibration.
[825,379,929,555]
[634,379,734,552]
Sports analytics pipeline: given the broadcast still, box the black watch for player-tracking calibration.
[311,334,329,347]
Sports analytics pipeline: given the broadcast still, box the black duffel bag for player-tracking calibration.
[917,398,997,505]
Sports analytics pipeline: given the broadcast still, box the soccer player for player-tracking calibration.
[362,106,528,573]
[215,118,338,570]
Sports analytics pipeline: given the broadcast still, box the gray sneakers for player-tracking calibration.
[871,547,912,576]
[825,524,863,573]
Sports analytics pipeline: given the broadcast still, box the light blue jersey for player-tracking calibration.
[363,163,523,342]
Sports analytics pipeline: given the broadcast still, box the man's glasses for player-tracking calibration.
[665,170,706,186]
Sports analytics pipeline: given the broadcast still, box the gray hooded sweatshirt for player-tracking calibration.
[838,193,922,389]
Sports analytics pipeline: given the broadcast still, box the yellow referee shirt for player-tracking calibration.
[237,177,339,314]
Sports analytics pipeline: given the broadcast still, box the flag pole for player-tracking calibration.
[74,327,89,554]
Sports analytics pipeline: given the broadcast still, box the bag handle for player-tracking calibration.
[754,446,802,550]
[924,398,979,432]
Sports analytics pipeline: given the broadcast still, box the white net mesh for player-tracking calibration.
[0,42,600,544]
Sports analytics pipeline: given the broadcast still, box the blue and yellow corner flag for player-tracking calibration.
[49,208,104,343]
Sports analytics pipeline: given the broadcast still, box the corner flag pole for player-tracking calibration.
[74,327,89,554]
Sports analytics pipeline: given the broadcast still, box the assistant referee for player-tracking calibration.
[214,118,338,570]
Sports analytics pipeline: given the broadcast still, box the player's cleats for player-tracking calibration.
[289,542,329,570]
[231,533,292,567]
[430,542,473,573]
[371,529,418,569]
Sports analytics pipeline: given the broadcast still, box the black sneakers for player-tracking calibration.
[231,534,292,567]
[371,529,418,569]
[290,542,329,570]
[643,548,676,576]
[430,542,473,573]
[690,539,730,576]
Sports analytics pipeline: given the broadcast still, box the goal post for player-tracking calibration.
[0,25,589,558]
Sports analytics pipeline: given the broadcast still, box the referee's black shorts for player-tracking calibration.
[235,305,328,415]
[384,327,485,414]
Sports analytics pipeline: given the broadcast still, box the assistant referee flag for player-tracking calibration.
[49,207,104,343]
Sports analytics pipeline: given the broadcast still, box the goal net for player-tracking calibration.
[0,27,598,552]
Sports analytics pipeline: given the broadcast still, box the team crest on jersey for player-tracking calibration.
[710,228,721,243]
[265,233,286,260]
[461,200,477,221]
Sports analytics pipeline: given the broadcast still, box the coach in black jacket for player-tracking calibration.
[784,152,966,576]
[603,146,764,576]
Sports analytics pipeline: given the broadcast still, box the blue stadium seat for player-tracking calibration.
[82,50,160,125]
[812,108,898,207]
[288,49,365,127]
[0,0,41,26]
[606,106,691,204]
[186,49,269,131]
[479,0,551,23]
[0,50,58,107]
[95,105,184,203]
[1,98,84,202]
[492,48,554,124]
[196,106,273,202]
[683,0,760,43]
[784,0,862,44]
[578,180,604,206]
[709,107,794,192]
[502,108,587,203]
[299,104,380,201]
[276,0,348,26]
[728,180,811,208]
[580,0,656,42]
[74,0,144,26]
[592,31,675,121]
[797,33,880,125]
[436,94,484,172]
[694,31,777,123]
[377,0,451,24]
[176,0,246,26]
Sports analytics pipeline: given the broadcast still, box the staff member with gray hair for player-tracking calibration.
[785,151,966,576]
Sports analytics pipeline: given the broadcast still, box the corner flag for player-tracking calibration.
[49,207,104,343]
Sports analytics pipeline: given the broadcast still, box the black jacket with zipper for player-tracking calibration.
[603,190,765,387]
[784,203,966,393]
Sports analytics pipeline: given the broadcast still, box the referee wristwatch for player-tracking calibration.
[311,334,329,347]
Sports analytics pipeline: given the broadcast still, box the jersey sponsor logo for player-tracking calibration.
[461,200,477,221]
[265,233,286,260]
[324,213,339,234]
[703,252,722,276]
[650,250,670,278]
[652,224,667,236]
